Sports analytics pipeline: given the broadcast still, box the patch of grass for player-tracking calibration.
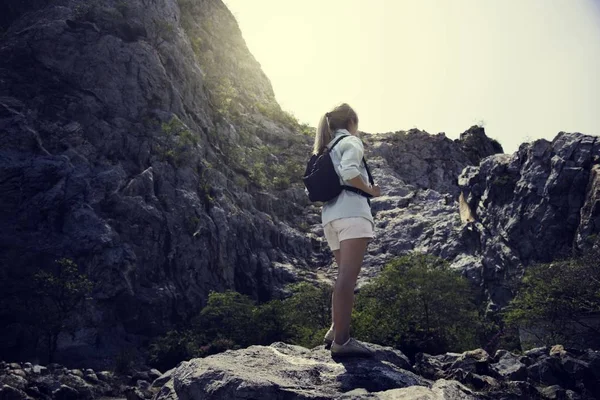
[155,116,200,166]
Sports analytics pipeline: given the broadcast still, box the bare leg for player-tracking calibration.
[333,238,369,345]
[330,250,341,331]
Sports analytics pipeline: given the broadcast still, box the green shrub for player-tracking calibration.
[148,330,202,372]
[281,282,332,348]
[503,244,600,349]
[353,254,480,358]
[191,291,258,346]
[256,102,298,127]
[299,123,314,137]
[156,116,199,166]
[32,258,94,362]
[0,258,94,363]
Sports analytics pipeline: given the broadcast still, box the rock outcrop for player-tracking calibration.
[312,130,600,313]
[148,342,598,400]
[457,133,600,307]
[313,128,502,288]
[0,0,313,368]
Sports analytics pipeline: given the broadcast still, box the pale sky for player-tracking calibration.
[223,0,600,154]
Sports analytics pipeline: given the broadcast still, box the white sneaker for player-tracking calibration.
[330,338,373,358]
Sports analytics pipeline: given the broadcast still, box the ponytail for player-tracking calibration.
[313,113,332,155]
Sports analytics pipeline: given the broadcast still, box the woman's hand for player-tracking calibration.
[369,185,382,197]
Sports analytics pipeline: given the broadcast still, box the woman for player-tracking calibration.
[314,103,381,357]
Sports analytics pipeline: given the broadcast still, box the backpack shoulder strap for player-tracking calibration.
[327,135,350,152]
[363,157,374,185]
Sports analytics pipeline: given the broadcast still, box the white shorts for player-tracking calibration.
[323,217,374,251]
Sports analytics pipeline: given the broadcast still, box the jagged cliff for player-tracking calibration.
[1,0,599,376]
[0,0,314,367]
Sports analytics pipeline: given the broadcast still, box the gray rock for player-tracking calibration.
[338,379,478,399]
[490,352,527,381]
[69,369,84,378]
[0,385,30,400]
[414,352,463,380]
[96,371,113,382]
[527,358,563,386]
[456,125,503,165]
[457,133,600,307]
[525,347,549,359]
[124,386,147,400]
[537,384,566,400]
[52,385,80,400]
[151,368,174,389]
[147,368,162,381]
[155,342,426,400]
[0,374,28,391]
[9,370,26,379]
[31,365,48,375]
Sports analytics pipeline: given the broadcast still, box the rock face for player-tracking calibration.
[315,128,502,289]
[458,133,600,307]
[148,342,600,400]
[0,0,313,368]
[313,130,600,314]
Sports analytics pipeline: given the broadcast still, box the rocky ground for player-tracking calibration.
[2,343,598,399]
[0,360,160,399]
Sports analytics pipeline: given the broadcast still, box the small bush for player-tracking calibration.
[353,253,481,359]
[155,116,199,166]
[256,102,298,127]
[148,330,201,372]
[281,282,332,348]
[191,291,258,346]
[503,244,600,349]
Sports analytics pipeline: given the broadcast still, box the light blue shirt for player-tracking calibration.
[321,129,374,228]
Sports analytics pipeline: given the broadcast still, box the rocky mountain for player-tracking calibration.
[1,0,599,377]
[0,0,314,368]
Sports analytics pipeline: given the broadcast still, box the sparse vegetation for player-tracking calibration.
[155,116,199,166]
[0,258,94,363]
[147,254,500,370]
[256,101,299,127]
[352,254,482,359]
[503,242,600,349]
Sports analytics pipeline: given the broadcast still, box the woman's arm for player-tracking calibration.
[337,136,381,197]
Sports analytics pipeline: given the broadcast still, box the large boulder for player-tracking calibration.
[152,342,486,400]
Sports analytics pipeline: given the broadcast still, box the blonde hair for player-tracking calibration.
[313,103,359,154]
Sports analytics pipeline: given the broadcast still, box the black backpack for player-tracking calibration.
[303,135,374,203]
